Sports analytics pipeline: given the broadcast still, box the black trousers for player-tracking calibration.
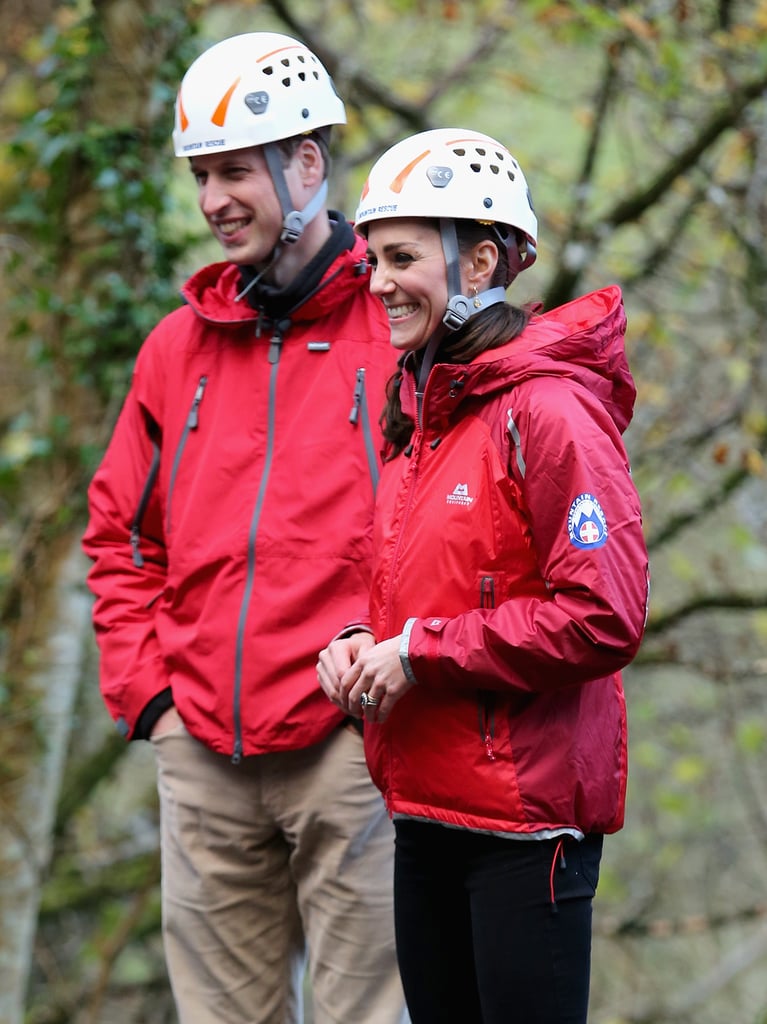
[393,819,603,1024]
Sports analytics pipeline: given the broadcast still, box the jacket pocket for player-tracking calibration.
[166,375,208,534]
[477,574,498,760]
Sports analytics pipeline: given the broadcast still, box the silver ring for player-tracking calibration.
[360,691,379,709]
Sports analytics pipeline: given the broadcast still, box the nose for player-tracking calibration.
[199,175,230,217]
[370,264,395,298]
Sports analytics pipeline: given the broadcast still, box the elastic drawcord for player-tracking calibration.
[549,838,566,913]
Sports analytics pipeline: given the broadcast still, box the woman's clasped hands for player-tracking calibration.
[317,633,414,723]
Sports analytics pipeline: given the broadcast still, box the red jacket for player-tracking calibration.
[366,285,649,836]
[83,233,394,758]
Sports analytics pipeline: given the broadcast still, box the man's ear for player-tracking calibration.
[294,137,325,185]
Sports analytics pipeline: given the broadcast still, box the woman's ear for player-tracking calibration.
[466,239,499,292]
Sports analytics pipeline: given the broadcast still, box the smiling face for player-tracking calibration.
[365,219,450,353]
[190,146,286,267]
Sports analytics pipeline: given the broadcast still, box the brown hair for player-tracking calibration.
[380,220,530,459]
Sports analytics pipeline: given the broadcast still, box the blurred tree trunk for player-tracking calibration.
[0,2,196,1019]
[0,539,91,1024]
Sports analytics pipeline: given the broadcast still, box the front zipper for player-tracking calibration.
[231,323,285,763]
[166,375,208,535]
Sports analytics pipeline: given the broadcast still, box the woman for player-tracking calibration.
[317,128,649,1024]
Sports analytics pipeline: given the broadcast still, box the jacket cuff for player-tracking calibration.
[332,624,375,643]
[399,618,418,684]
[131,687,174,741]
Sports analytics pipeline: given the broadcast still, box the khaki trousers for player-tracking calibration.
[152,721,407,1024]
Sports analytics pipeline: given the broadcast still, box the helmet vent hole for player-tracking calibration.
[298,72,306,81]
[507,170,516,181]
[476,147,486,155]
[470,163,481,173]
[264,66,274,76]
[453,147,466,156]
[282,77,291,87]
[490,165,500,174]
[281,58,290,67]
[302,107,310,119]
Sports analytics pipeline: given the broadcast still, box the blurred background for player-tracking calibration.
[1,1,766,1021]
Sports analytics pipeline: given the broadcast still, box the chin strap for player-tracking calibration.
[414,328,446,428]
[236,141,329,301]
[491,224,537,283]
[234,254,278,304]
[263,142,329,245]
[439,219,507,329]
[413,220,509,426]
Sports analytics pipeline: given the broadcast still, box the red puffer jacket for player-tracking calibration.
[83,233,394,759]
[366,285,649,836]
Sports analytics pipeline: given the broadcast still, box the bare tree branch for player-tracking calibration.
[545,69,767,307]
[645,592,767,636]
[646,449,765,551]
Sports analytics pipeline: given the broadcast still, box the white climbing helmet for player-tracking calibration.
[355,127,537,283]
[172,31,346,156]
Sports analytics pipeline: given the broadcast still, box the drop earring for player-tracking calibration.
[471,284,482,309]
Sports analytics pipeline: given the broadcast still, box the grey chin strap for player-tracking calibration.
[414,219,509,424]
[263,141,328,245]
[491,224,537,283]
[439,219,507,330]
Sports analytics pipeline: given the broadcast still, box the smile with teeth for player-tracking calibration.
[387,303,419,321]
[217,218,249,237]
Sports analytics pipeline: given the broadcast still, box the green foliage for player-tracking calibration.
[4,6,199,404]
[0,4,200,663]
[736,717,767,756]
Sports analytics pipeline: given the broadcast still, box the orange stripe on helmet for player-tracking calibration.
[211,77,241,127]
[390,150,430,194]
[257,44,304,63]
[178,93,189,132]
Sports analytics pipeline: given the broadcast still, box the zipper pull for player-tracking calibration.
[484,730,496,761]
[480,575,495,609]
[268,337,282,364]
[269,319,291,364]
[130,525,144,568]
[188,376,208,429]
[349,367,365,424]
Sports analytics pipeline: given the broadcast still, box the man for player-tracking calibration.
[82,31,405,1024]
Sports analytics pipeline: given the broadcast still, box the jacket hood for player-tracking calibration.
[404,285,636,434]
[179,224,371,328]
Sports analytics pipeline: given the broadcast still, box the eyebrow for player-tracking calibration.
[371,241,420,255]
[189,155,253,173]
